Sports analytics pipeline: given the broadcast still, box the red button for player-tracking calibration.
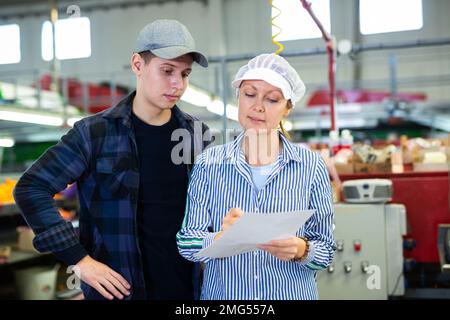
[354,242,361,252]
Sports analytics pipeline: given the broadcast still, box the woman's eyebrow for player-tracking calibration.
[241,84,257,90]
[241,84,282,95]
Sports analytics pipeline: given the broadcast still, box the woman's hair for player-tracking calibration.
[279,100,293,139]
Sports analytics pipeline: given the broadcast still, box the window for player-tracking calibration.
[42,17,91,61]
[271,0,331,41]
[360,0,423,35]
[0,24,21,64]
[41,21,53,61]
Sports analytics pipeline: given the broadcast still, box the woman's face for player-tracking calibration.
[238,80,291,133]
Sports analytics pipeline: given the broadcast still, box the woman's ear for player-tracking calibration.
[283,101,292,117]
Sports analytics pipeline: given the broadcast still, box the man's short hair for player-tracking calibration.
[139,51,155,65]
[139,51,197,65]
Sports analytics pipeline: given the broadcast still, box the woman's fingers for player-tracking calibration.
[258,238,300,260]
[222,208,244,230]
[229,208,244,218]
[259,245,296,255]
[264,237,298,247]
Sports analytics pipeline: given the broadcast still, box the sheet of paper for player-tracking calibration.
[195,210,314,258]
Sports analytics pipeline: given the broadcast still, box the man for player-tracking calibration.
[13,19,212,300]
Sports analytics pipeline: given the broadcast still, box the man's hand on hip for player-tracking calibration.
[76,255,131,300]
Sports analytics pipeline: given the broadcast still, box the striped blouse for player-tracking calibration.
[177,132,336,300]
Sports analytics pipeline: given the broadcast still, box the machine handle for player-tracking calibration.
[437,224,450,273]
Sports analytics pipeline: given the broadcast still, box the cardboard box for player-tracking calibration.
[335,163,354,175]
[16,227,39,253]
[353,162,392,174]
[413,162,449,172]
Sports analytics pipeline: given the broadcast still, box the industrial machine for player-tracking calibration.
[317,203,406,299]
[339,171,450,298]
[342,179,392,203]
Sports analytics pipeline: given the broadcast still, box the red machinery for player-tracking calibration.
[340,171,450,264]
[39,74,128,114]
[307,89,427,107]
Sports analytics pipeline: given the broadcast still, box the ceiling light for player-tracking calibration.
[0,138,15,147]
[207,100,239,121]
[0,110,64,126]
[181,86,212,107]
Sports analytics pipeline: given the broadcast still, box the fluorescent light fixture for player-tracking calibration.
[67,116,84,127]
[0,81,83,116]
[0,110,64,126]
[337,103,362,113]
[181,86,212,107]
[283,120,293,131]
[180,85,239,122]
[0,138,15,148]
[207,99,239,121]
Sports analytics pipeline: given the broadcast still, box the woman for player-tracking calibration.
[177,53,335,300]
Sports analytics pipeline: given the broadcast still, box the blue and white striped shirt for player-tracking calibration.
[177,132,336,300]
[250,162,277,193]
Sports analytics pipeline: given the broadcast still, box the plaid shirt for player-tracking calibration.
[14,91,213,300]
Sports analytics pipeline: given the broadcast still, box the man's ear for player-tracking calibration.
[131,53,142,74]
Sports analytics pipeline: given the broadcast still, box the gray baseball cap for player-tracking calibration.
[134,19,208,67]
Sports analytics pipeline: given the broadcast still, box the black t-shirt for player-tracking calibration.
[131,111,193,300]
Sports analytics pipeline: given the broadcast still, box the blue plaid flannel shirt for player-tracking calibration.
[13,91,213,299]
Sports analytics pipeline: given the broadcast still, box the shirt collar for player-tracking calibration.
[224,131,303,164]
[102,90,187,129]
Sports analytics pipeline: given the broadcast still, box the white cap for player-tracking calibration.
[232,53,306,106]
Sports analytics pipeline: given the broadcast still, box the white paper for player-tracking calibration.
[195,210,314,258]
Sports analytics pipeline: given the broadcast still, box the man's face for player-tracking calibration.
[132,53,193,111]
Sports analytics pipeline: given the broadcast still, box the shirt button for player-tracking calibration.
[254,275,258,280]
[253,251,258,256]
[255,297,260,300]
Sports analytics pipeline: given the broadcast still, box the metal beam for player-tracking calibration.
[208,38,450,63]
[0,0,207,20]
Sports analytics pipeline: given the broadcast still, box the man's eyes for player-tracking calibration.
[161,68,190,78]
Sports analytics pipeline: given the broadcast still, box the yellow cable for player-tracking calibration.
[269,0,284,55]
